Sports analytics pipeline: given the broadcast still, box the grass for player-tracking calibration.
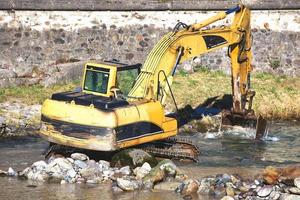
[0,80,80,105]
[168,70,300,120]
[0,71,299,120]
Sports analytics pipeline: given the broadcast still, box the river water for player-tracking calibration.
[0,121,299,200]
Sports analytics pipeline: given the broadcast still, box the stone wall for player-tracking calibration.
[0,0,300,10]
[0,9,299,87]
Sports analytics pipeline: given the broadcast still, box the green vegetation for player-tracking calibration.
[0,80,80,105]
[169,70,300,120]
[0,71,299,120]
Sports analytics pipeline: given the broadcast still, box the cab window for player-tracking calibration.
[84,69,110,94]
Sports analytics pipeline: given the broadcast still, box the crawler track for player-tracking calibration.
[44,136,200,162]
[139,136,200,162]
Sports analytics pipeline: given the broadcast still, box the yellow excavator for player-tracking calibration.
[40,4,267,161]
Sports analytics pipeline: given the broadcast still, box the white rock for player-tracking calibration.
[7,167,17,176]
[289,187,300,195]
[280,194,300,200]
[294,177,300,189]
[46,164,64,179]
[119,166,131,175]
[257,185,273,197]
[19,167,31,177]
[34,171,49,182]
[74,160,88,169]
[32,160,48,172]
[67,169,77,178]
[103,169,114,178]
[51,158,73,171]
[141,162,151,171]
[220,196,234,200]
[133,163,151,180]
[269,190,280,200]
[60,180,67,184]
[67,158,74,163]
[71,153,89,161]
[98,160,110,171]
[116,178,139,191]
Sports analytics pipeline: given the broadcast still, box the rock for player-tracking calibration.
[177,179,199,196]
[66,169,77,178]
[117,178,139,191]
[7,167,17,176]
[34,171,49,182]
[71,153,89,161]
[31,160,47,172]
[111,149,157,168]
[280,194,300,200]
[198,178,215,194]
[60,180,67,184]
[226,186,235,196]
[74,160,88,169]
[86,177,102,184]
[153,181,181,191]
[103,169,114,179]
[98,160,110,171]
[67,158,74,163]
[79,167,100,180]
[0,169,7,176]
[119,166,131,175]
[257,185,273,197]
[221,196,235,200]
[294,177,300,189]
[50,157,73,171]
[18,167,31,177]
[47,164,63,179]
[76,177,85,183]
[141,162,151,171]
[289,187,300,195]
[158,159,177,176]
[263,166,300,185]
[214,185,226,197]
[143,159,180,189]
[269,190,280,200]
[134,162,151,180]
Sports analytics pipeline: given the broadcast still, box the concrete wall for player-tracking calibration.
[0,6,299,87]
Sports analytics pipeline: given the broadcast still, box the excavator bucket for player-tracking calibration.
[221,110,267,140]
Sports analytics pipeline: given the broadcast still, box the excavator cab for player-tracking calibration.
[82,60,141,99]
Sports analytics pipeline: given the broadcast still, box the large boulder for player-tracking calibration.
[111,149,157,168]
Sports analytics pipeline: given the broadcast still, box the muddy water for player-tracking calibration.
[0,121,299,200]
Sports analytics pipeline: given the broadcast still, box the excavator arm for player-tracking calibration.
[128,4,252,114]
[128,4,267,138]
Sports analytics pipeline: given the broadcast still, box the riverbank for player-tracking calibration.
[1,150,300,200]
[0,70,299,136]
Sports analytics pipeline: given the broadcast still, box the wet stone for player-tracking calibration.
[74,160,88,169]
[154,181,181,191]
[117,178,139,191]
[71,153,89,161]
[257,185,273,197]
[294,177,300,189]
[289,187,300,195]
[7,167,17,176]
